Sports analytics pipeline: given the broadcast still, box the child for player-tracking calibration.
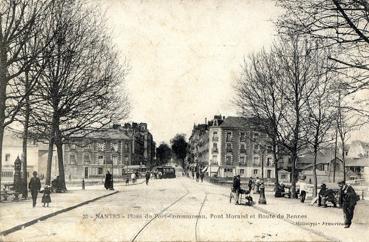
[42,185,51,207]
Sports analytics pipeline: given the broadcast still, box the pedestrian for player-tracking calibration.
[338,180,358,228]
[145,171,151,185]
[296,176,307,203]
[200,172,204,182]
[248,177,253,192]
[196,170,200,182]
[42,185,51,207]
[131,172,136,183]
[104,171,113,190]
[255,177,261,194]
[28,171,41,208]
[191,170,195,179]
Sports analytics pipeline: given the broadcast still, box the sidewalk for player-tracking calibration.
[0,180,143,237]
[253,193,369,242]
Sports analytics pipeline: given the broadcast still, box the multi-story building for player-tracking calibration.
[208,116,276,178]
[63,122,156,180]
[189,123,210,168]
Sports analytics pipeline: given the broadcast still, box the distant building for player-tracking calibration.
[63,123,156,180]
[189,115,278,179]
[1,127,58,183]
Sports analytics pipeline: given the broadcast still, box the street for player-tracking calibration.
[4,177,329,242]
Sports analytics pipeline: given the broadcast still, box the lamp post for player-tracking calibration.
[258,144,267,204]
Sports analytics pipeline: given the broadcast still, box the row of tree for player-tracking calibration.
[0,0,129,195]
[235,0,369,197]
[153,134,188,168]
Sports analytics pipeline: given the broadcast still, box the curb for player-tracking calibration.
[0,191,119,237]
[252,204,340,242]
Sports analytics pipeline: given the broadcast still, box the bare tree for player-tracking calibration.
[0,0,51,189]
[235,48,288,191]
[302,45,337,196]
[30,0,129,188]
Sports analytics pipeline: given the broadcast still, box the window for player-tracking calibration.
[5,154,10,162]
[111,142,118,152]
[112,155,118,165]
[266,157,273,166]
[83,153,90,163]
[213,131,219,141]
[226,143,232,153]
[253,169,258,175]
[267,170,272,178]
[226,132,232,142]
[212,155,218,162]
[240,169,245,175]
[124,143,129,152]
[240,143,246,153]
[224,168,233,173]
[254,144,260,150]
[253,132,259,138]
[98,167,103,175]
[70,154,76,164]
[212,143,218,153]
[240,132,246,142]
[267,145,272,153]
[239,156,245,164]
[97,142,105,151]
[98,155,104,164]
[253,156,260,166]
[281,174,286,179]
[226,155,233,165]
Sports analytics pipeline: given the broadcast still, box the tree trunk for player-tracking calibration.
[0,45,8,190]
[22,100,30,198]
[273,143,279,190]
[312,146,318,198]
[291,152,297,198]
[342,141,346,182]
[55,126,66,191]
[46,115,57,185]
[22,70,31,198]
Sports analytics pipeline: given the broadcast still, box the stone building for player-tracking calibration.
[208,116,276,178]
[63,123,156,180]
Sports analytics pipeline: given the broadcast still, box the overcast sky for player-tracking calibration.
[98,0,282,144]
[97,0,369,144]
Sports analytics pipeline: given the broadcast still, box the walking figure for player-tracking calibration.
[104,171,114,190]
[42,185,51,207]
[200,172,204,182]
[145,171,151,185]
[338,181,358,228]
[29,171,41,208]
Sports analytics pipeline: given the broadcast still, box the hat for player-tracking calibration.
[338,180,345,185]
[320,183,326,188]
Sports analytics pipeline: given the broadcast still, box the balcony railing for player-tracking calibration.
[226,148,233,153]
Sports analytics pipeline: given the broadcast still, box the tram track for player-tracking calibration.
[130,182,190,242]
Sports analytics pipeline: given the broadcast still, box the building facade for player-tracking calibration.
[63,123,156,180]
[208,116,276,179]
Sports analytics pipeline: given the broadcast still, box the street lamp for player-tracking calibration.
[258,144,267,205]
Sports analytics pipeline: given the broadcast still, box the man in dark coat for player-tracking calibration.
[104,171,113,190]
[145,171,151,185]
[338,181,358,228]
[232,175,241,205]
[28,171,41,207]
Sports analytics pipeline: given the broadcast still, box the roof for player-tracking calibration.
[346,158,369,167]
[72,128,130,140]
[219,116,266,129]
